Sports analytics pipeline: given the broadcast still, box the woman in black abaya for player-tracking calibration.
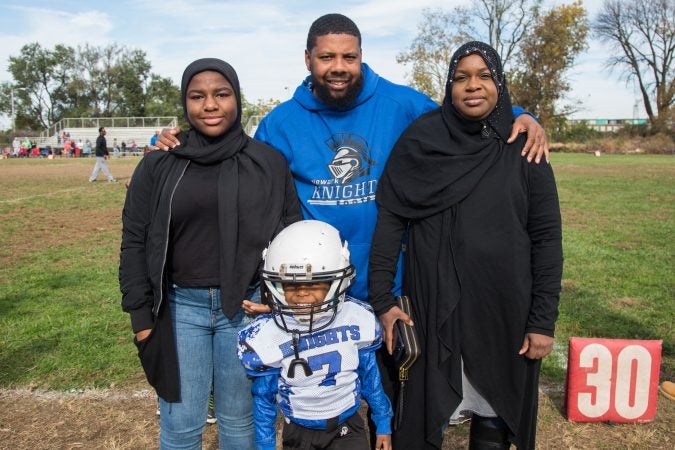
[369,42,563,449]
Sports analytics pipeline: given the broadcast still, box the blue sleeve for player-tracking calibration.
[251,373,279,450]
[357,349,393,435]
[253,117,270,144]
[512,105,538,121]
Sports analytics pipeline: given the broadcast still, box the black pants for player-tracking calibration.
[282,413,369,450]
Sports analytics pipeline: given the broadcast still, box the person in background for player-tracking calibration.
[120,57,301,449]
[83,139,93,158]
[88,127,116,182]
[369,41,563,449]
[150,130,160,147]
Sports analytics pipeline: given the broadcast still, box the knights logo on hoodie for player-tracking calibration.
[308,132,377,207]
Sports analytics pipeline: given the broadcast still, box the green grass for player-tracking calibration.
[543,154,674,380]
[0,158,144,389]
[0,154,673,389]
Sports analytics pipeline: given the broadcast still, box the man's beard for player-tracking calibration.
[310,72,364,109]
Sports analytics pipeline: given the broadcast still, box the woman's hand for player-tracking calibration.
[135,328,152,342]
[153,127,182,151]
[375,434,392,450]
[242,300,271,315]
[519,333,554,359]
[508,114,550,164]
[378,306,414,355]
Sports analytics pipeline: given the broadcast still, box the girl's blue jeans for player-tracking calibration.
[159,285,256,449]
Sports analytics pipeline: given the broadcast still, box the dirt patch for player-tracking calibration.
[0,387,672,449]
[0,389,216,450]
[0,207,121,270]
[611,296,641,309]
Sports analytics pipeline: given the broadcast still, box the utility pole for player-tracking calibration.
[11,88,15,132]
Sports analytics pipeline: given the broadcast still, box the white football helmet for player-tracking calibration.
[261,220,355,333]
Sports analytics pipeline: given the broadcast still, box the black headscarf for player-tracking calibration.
[174,58,247,164]
[169,58,259,318]
[377,41,514,219]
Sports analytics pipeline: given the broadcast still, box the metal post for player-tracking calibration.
[10,88,15,131]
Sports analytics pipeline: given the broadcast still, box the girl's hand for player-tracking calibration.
[135,328,152,342]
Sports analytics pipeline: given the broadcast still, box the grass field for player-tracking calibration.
[0,153,673,448]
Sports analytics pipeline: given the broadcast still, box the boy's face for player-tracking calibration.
[283,281,331,313]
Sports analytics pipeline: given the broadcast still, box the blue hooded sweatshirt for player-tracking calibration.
[255,63,438,301]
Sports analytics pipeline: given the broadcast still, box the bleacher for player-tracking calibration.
[24,116,178,152]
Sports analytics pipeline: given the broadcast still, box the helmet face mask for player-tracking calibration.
[261,220,354,335]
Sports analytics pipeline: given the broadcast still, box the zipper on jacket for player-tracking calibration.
[155,160,190,315]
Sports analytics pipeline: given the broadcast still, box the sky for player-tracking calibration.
[0,0,642,129]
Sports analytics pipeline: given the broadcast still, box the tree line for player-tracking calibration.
[0,43,180,131]
[0,43,277,135]
[1,0,672,137]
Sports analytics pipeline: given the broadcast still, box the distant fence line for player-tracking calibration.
[2,116,178,150]
[44,116,178,139]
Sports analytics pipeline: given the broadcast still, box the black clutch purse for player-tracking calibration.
[392,295,420,431]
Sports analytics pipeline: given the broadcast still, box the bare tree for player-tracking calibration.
[473,0,540,70]
[397,0,541,102]
[594,0,675,132]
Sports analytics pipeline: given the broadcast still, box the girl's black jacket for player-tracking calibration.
[119,143,301,401]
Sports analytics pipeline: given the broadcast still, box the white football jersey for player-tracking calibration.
[239,297,381,421]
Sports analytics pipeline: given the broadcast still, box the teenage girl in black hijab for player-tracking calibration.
[369,42,563,449]
[120,58,301,448]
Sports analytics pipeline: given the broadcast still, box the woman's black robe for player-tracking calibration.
[369,42,563,449]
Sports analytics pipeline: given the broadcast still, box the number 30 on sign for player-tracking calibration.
[566,337,662,422]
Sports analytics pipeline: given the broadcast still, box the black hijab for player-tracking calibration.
[174,58,247,163]
[169,58,259,318]
[377,41,514,219]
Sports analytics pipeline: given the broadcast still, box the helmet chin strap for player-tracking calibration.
[287,332,313,378]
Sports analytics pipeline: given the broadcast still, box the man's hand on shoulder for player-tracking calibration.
[508,114,550,164]
[153,127,182,151]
